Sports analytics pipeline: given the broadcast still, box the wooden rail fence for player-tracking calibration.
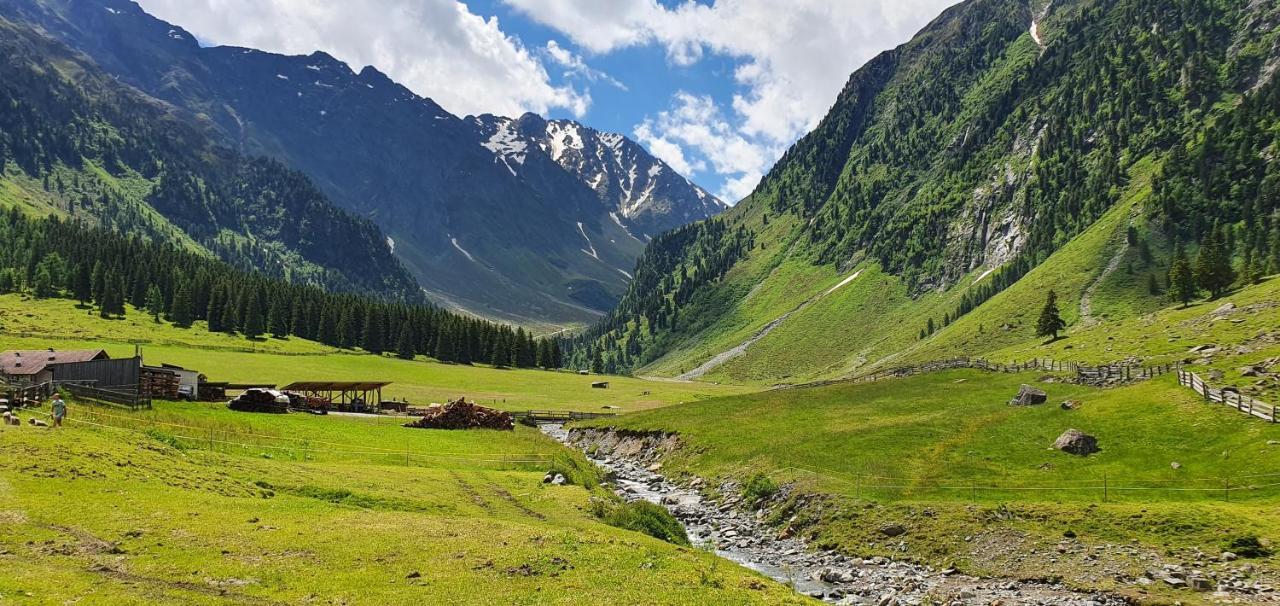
[852,357,1177,385]
[1178,370,1276,423]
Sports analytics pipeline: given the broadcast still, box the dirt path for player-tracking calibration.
[676,270,863,380]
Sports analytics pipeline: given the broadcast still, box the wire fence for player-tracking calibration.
[30,404,559,471]
[767,463,1280,504]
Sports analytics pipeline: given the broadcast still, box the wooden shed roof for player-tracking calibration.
[282,381,391,391]
[0,349,108,376]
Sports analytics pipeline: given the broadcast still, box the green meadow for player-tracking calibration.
[0,294,748,413]
[579,369,1280,601]
[0,402,802,605]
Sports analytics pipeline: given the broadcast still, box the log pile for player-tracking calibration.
[403,398,513,431]
[141,368,180,400]
[227,389,290,414]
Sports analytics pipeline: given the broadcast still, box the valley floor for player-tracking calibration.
[577,369,1280,605]
[0,401,801,605]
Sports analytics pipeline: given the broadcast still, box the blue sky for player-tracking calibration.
[136,0,960,203]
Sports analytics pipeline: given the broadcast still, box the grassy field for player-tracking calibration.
[0,294,749,413]
[578,369,1280,602]
[0,401,804,605]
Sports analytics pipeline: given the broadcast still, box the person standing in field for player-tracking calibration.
[51,392,66,428]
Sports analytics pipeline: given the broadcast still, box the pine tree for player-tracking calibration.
[32,266,54,298]
[1168,245,1197,307]
[590,349,604,374]
[242,287,265,339]
[206,285,224,332]
[268,294,289,338]
[394,322,415,360]
[72,262,91,305]
[1035,290,1065,340]
[170,282,194,328]
[90,260,105,305]
[145,284,164,322]
[1194,231,1235,298]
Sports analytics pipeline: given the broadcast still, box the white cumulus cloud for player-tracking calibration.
[544,40,628,91]
[504,0,960,202]
[134,0,590,118]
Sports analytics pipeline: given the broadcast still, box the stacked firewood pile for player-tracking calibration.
[403,397,513,431]
[227,389,290,414]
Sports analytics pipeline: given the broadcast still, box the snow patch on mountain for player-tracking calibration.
[577,221,599,260]
[449,235,477,263]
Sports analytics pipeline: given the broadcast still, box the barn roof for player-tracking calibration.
[282,381,391,391]
[0,349,109,376]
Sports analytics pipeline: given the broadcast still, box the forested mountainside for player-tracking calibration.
[568,0,1280,378]
[0,210,562,367]
[2,0,726,328]
[0,16,419,298]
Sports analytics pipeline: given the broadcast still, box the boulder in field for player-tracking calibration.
[1053,429,1099,456]
[1010,384,1048,406]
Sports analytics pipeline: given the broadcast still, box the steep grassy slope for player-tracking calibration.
[0,404,801,604]
[571,0,1280,381]
[579,370,1280,602]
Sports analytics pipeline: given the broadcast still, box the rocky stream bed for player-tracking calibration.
[543,424,1133,605]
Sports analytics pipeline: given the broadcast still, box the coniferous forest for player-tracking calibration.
[0,210,562,369]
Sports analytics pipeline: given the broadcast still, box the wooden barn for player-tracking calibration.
[0,349,110,385]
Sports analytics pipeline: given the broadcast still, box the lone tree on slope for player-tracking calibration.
[1036,289,1066,341]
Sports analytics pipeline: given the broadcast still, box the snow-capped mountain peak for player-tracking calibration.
[470,113,726,238]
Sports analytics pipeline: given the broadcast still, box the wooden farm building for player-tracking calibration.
[0,349,110,385]
[281,381,391,413]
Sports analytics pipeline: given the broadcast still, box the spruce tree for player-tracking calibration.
[145,284,164,322]
[72,262,91,305]
[171,283,194,328]
[32,266,53,298]
[206,285,224,332]
[1035,289,1066,340]
[1194,231,1235,298]
[1168,245,1197,307]
[395,322,415,360]
[242,288,265,339]
[268,294,289,338]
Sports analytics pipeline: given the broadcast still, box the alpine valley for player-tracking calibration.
[0,0,725,329]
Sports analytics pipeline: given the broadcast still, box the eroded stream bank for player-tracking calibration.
[543,424,1128,606]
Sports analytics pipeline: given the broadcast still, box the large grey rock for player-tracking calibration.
[1010,384,1048,406]
[1053,429,1099,456]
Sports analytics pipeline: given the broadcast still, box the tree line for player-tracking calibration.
[0,210,562,369]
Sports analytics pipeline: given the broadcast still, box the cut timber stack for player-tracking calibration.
[140,368,180,400]
[403,398,514,431]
